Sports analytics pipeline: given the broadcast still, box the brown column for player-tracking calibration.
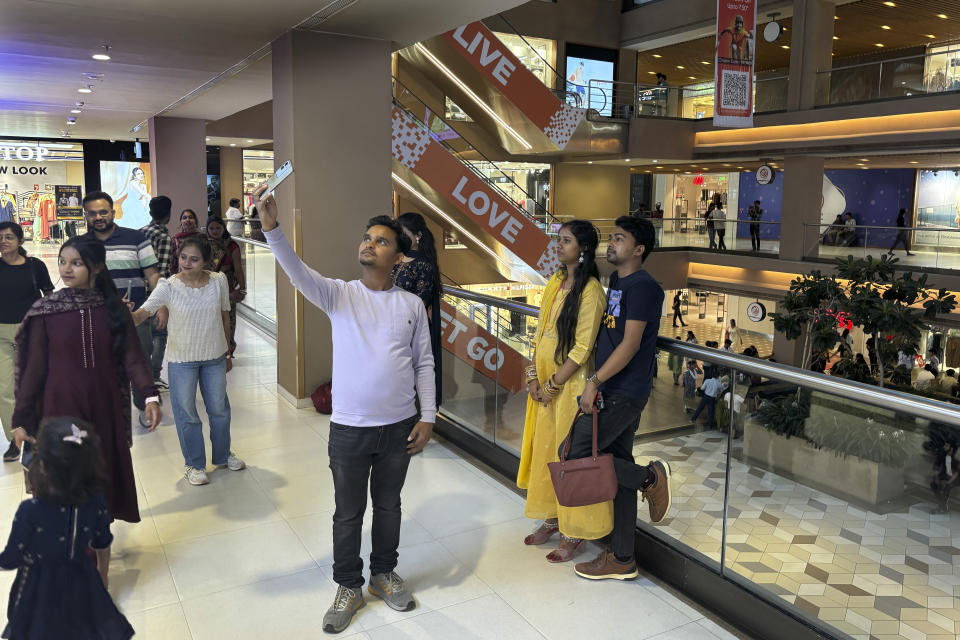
[779,155,824,261]
[219,147,243,217]
[147,116,207,222]
[271,30,392,406]
[786,0,835,111]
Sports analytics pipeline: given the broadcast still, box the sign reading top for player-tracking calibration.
[0,146,50,162]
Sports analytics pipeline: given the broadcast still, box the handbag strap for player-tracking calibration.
[559,406,600,462]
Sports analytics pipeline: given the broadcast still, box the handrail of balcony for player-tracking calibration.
[392,76,560,226]
[817,48,960,75]
[803,222,960,233]
[441,284,960,427]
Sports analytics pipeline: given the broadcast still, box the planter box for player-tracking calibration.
[743,419,904,506]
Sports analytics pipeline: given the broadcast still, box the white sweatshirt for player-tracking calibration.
[265,227,436,426]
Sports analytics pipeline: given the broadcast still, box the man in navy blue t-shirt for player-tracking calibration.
[568,216,672,581]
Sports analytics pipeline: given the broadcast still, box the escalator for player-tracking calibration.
[399,15,626,156]
[391,78,563,283]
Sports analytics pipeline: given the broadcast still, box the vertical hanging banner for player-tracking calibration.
[714,0,757,128]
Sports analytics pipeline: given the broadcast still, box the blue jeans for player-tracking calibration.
[707,227,717,249]
[328,416,417,588]
[168,355,231,469]
[691,394,717,428]
[150,316,168,382]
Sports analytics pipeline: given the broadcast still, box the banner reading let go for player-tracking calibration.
[439,301,530,393]
[713,0,757,128]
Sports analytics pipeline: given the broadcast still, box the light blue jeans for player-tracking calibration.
[168,355,231,469]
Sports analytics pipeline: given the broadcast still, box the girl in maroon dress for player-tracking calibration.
[12,236,161,528]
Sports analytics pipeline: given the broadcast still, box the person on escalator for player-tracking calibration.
[255,186,435,635]
[565,216,672,581]
[517,220,608,564]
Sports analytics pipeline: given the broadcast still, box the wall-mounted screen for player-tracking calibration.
[99,161,151,229]
[565,43,617,116]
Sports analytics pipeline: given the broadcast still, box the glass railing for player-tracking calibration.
[624,76,789,120]
[233,236,277,334]
[803,223,960,269]
[439,284,960,640]
[816,49,960,106]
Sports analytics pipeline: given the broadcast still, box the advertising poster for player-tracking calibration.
[565,56,614,116]
[55,185,83,220]
[916,170,960,248]
[99,161,151,229]
[714,0,757,128]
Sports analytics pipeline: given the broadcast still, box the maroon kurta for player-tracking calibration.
[13,302,155,523]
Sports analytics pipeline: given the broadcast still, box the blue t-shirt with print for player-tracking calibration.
[596,269,664,397]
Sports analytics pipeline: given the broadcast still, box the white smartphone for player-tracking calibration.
[260,161,294,201]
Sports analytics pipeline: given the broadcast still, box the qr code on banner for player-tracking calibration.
[720,69,750,110]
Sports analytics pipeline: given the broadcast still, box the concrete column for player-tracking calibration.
[219,147,243,217]
[271,30,392,405]
[147,116,207,223]
[786,0,835,111]
[779,155,824,261]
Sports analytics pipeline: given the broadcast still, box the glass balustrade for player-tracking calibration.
[804,223,960,270]
[234,237,277,334]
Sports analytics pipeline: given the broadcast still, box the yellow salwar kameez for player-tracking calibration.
[516,271,612,540]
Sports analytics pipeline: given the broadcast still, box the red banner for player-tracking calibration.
[391,106,562,277]
[441,22,585,149]
[439,301,530,393]
[714,0,757,128]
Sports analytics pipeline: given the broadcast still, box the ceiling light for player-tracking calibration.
[688,76,696,79]
[883,1,895,5]
[875,43,885,47]
[78,86,92,94]
[652,159,658,163]
[652,54,662,58]
[655,166,664,169]
[676,65,685,69]
[781,45,790,49]
[647,71,656,75]
[881,25,891,30]
[70,108,82,114]
[246,139,254,143]
[66,118,76,125]
[833,36,839,40]
[229,143,237,147]
[414,43,531,151]
[587,161,593,164]
[926,34,936,39]
[701,61,710,64]
[92,45,111,61]
[625,158,631,161]
[909,160,919,164]
[937,14,948,19]
[860,158,869,161]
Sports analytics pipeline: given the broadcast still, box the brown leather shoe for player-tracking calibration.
[641,460,672,523]
[574,547,638,580]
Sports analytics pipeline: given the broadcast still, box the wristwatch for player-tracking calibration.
[587,372,601,385]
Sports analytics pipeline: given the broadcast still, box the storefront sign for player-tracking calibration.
[713,0,757,128]
[392,107,561,278]
[756,165,775,185]
[439,301,530,393]
[746,301,766,322]
[441,22,585,149]
[0,146,50,162]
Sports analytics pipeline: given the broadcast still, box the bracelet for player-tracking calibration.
[587,372,601,385]
[525,365,538,383]
[544,375,563,397]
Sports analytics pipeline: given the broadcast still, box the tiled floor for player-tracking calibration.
[635,429,960,640]
[0,319,749,640]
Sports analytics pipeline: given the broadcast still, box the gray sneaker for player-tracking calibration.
[323,585,364,634]
[368,571,415,612]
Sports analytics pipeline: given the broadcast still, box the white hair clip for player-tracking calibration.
[63,424,88,445]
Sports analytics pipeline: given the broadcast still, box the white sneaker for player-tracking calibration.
[224,453,245,471]
[185,467,209,485]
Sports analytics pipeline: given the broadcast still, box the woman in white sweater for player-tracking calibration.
[131,236,245,485]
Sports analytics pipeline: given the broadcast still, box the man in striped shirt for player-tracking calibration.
[83,190,161,427]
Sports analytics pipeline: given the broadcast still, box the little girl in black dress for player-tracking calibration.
[0,417,133,640]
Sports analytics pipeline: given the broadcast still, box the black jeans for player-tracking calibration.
[890,230,909,252]
[716,229,726,250]
[750,225,761,251]
[564,393,651,559]
[328,415,417,588]
[672,308,686,326]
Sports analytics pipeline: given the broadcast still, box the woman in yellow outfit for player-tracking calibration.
[517,220,610,562]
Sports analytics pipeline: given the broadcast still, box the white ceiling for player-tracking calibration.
[0,0,526,141]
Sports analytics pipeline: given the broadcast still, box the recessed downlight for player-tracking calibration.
[78,86,93,94]
[92,45,111,61]
[229,143,237,147]
[881,25,891,30]
[652,54,662,58]
[875,43,885,47]
[246,139,254,143]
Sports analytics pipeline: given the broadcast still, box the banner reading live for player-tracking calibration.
[439,300,530,393]
[713,0,757,128]
[392,106,562,278]
[441,22,585,150]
